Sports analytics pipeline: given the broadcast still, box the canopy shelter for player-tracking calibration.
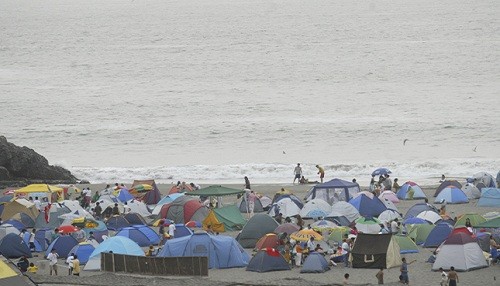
[305,178,360,204]
[14,184,64,203]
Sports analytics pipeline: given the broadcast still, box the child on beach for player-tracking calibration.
[27,262,38,274]
[343,273,350,285]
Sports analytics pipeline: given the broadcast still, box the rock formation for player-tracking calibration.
[0,136,78,183]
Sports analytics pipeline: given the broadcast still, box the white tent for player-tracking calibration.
[378,209,402,223]
[330,201,360,222]
[462,183,481,199]
[299,199,332,219]
[432,232,488,271]
[267,198,301,217]
[416,211,442,224]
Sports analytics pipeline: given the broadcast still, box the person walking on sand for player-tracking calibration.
[439,267,448,286]
[244,176,251,190]
[248,190,257,216]
[72,255,81,276]
[47,248,59,276]
[316,165,325,183]
[293,163,302,184]
[447,266,458,286]
[375,267,384,284]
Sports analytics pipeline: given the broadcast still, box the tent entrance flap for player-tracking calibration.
[364,255,374,263]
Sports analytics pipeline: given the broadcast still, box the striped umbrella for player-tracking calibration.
[290,229,323,242]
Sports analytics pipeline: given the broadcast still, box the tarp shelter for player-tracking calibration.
[329,201,360,222]
[152,193,184,215]
[404,203,439,219]
[0,199,38,221]
[129,179,162,205]
[84,236,144,271]
[423,222,453,248]
[397,181,426,200]
[68,242,95,264]
[246,248,290,272]
[158,196,208,224]
[434,180,462,197]
[237,214,279,248]
[14,184,64,203]
[45,235,79,259]
[0,233,32,258]
[432,232,488,271]
[299,199,332,219]
[394,235,419,254]
[300,252,330,273]
[0,259,32,286]
[349,194,387,217]
[158,233,250,269]
[305,178,360,204]
[202,205,246,232]
[434,187,468,204]
[268,196,303,218]
[477,188,500,207]
[351,233,401,269]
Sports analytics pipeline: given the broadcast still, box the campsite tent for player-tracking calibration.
[126,200,152,217]
[354,217,382,234]
[123,212,147,225]
[238,196,265,213]
[351,233,401,269]
[404,203,439,219]
[300,252,330,273]
[476,217,500,228]
[349,194,387,217]
[305,178,360,204]
[378,209,402,223]
[68,242,95,264]
[152,193,184,215]
[129,179,162,205]
[378,191,399,203]
[416,211,442,224]
[158,196,209,224]
[14,184,64,204]
[408,223,435,245]
[105,215,131,231]
[0,199,39,221]
[267,195,303,217]
[10,212,35,228]
[394,235,419,254]
[45,235,79,258]
[35,203,71,229]
[0,233,32,258]
[454,214,486,227]
[397,181,426,200]
[434,187,468,204]
[0,259,32,286]
[202,205,246,232]
[472,172,496,189]
[423,222,453,248]
[158,233,250,269]
[329,201,360,222]
[462,183,481,199]
[299,199,332,219]
[0,224,20,240]
[274,223,300,235]
[434,180,462,197]
[85,236,144,271]
[246,248,290,272]
[237,214,279,248]
[432,232,488,271]
[477,188,500,207]
[255,233,280,250]
[116,226,157,247]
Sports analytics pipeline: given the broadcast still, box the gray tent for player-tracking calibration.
[35,203,71,229]
[351,233,401,269]
[237,214,279,248]
[238,198,264,213]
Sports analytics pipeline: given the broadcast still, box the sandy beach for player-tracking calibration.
[11,182,498,286]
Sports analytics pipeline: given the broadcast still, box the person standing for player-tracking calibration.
[28,229,36,252]
[375,267,384,284]
[66,252,75,275]
[439,267,448,286]
[341,238,350,267]
[168,222,176,239]
[33,197,42,211]
[93,202,102,220]
[244,176,251,190]
[293,163,302,184]
[248,191,257,216]
[392,178,400,193]
[316,165,325,183]
[399,257,416,285]
[72,255,81,276]
[47,249,59,276]
[447,266,458,286]
[112,203,120,215]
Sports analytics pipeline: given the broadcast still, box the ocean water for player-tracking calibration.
[1,0,499,184]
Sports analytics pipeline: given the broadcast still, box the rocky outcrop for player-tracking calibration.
[0,136,78,183]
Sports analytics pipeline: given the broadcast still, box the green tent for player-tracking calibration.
[327,226,350,243]
[454,213,486,227]
[187,185,245,197]
[475,217,500,228]
[408,223,435,245]
[204,205,247,231]
[393,235,419,254]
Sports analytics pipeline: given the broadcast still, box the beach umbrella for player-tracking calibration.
[131,184,153,192]
[58,225,80,234]
[274,223,300,235]
[371,168,391,177]
[311,220,339,232]
[354,217,382,234]
[290,229,323,242]
[416,211,442,224]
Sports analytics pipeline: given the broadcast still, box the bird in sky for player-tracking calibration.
[473,146,477,152]
[403,139,409,146]
[283,151,286,154]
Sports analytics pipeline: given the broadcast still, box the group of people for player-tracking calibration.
[292,163,325,185]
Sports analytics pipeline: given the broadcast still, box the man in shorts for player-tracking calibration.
[293,163,302,184]
[47,248,59,275]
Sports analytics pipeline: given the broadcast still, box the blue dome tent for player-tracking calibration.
[300,252,330,273]
[434,187,468,204]
[45,235,79,259]
[349,194,387,217]
[397,181,426,200]
[423,222,453,248]
[84,236,143,271]
[68,242,95,264]
[0,233,32,258]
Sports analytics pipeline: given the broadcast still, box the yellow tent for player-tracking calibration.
[1,199,39,221]
[203,209,225,233]
[0,260,17,279]
[14,184,64,203]
[0,259,32,285]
